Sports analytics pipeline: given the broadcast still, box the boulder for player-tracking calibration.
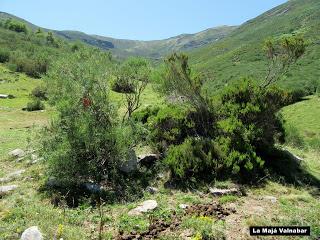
[0,185,18,196]
[128,200,158,216]
[0,94,9,99]
[9,149,25,158]
[137,153,159,167]
[209,187,239,196]
[120,149,138,173]
[21,226,43,240]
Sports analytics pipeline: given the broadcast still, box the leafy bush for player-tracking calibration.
[165,138,218,179]
[0,49,10,63]
[131,106,160,124]
[163,79,288,181]
[42,49,129,186]
[13,56,48,78]
[31,86,48,100]
[4,19,28,34]
[25,99,45,111]
[111,77,135,93]
[149,105,194,152]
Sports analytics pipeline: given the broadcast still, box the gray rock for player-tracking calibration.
[21,226,43,240]
[128,200,158,216]
[179,204,189,209]
[120,149,137,173]
[264,196,277,203]
[0,185,18,195]
[209,187,239,196]
[0,94,9,99]
[146,186,158,194]
[0,169,25,183]
[9,149,25,158]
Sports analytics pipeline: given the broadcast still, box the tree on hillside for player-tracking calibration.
[114,57,151,120]
[262,35,306,88]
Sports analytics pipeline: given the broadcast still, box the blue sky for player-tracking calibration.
[0,0,287,40]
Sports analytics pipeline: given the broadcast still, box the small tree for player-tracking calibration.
[43,49,127,186]
[261,35,306,88]
[114,57,151,120]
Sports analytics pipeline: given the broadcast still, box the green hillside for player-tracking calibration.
[189,0,320,93]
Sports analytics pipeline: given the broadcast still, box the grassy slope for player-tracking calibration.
[189,0,320,93]
[282,96,320,147]
[1,64,319,239]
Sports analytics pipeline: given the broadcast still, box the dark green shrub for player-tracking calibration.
[165,138,218,179]
[14,57,48,78]
[149,105,194,152]
[31,86,48,100]
[111,77,135,93]
[0,49,10,63]
[4,19,28,34]
[131,106,160,124]
[42,49,129,186]
[25,99,45,111]
[164,79,287,181]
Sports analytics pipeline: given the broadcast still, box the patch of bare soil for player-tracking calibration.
[225,195,280,240]
[116,203,235,239]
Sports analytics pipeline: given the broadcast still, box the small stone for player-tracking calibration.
[128,200,158,216]
[209,187,239,196]
[264,196,277,203]
[21,226,43,240]
[179,204,189,209]
[0,185,18,196]
[9,149,25,158]
[146,186,158,194]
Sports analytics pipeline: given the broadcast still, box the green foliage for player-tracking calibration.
[131,105,160,124]
[149,105,193,153]
[42,49,128,185]
[165,138,217,179]
[0,49,10,63]
[31,86,48,100]
[25,99,45,111]
[262,35,306,88]
[4,19,28,33]
[13,56,48,78]
[162,53,210,112]
[113,57,151,119]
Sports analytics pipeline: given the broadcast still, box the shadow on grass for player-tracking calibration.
[263,148,320,194]
[39,164,161,208]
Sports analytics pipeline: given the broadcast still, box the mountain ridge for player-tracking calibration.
[0,11,236,59]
